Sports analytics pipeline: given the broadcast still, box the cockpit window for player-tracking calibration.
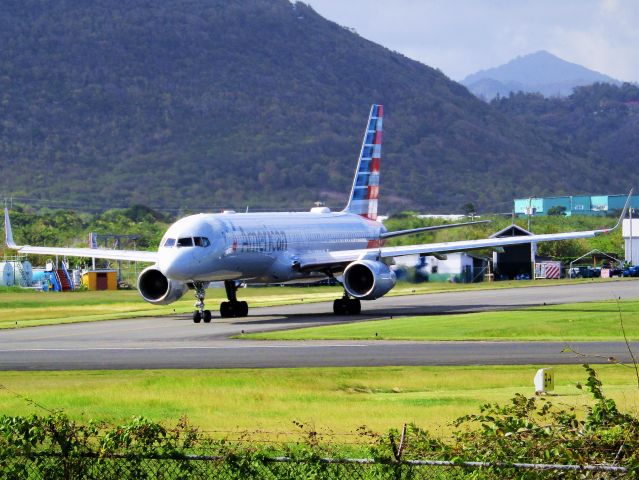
[177,237,193,247]
[194,236,210,247]
[163,238,176,247]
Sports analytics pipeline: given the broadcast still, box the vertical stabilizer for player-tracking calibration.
[343,104,382,221]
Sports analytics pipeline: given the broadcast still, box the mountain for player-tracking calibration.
[0,2,631,214]
[463,51,621,100]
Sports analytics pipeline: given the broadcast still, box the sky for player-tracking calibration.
[303,0,639,82]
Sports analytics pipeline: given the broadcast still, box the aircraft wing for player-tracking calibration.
[380,220,490,240]
[298,190,632,272]
[4,208,158,263]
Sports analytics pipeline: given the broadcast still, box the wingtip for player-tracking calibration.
[4,207,18,249]
[611,188,634,231]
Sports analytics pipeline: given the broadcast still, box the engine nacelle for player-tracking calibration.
[137,266,188,305]
[343,260,397,300]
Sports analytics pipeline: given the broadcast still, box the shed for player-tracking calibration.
[82,270,118,290]
[490,224,535,280]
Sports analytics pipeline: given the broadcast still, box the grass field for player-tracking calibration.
[0,286,342,329]
[0,278,631,329]
[0,365,637,439]
[245,299,639,342]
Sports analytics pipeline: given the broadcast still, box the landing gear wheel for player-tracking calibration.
[220,301,248,318]
[347,298,361,315]
[203,310,212,323]
[333,299,347,315]
[221,281,249,318]
[333,298,361,315]
[220,301,234,318]
[193,310,202,323]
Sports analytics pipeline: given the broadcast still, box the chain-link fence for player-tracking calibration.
[1,453,629,479]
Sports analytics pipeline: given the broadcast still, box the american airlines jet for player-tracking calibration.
[4,105,632,323]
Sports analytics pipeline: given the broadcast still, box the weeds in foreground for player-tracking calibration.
[1,365,638,474]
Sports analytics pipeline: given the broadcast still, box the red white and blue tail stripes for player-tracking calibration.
[344,104,382,221]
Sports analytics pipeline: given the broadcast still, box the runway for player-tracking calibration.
[1,280,637,370]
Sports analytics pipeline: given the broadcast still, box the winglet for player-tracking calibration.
[596,189,634,235]
[4,207,19,249]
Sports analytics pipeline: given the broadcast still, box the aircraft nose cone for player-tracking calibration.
[159,252,191,281]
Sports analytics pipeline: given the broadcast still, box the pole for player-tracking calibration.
[630,207,634,266]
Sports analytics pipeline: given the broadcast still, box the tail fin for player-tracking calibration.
[343,104,382,221]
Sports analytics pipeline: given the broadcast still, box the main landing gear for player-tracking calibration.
[219,280,249,318]
[333,293,361,315]
[192,282,212,324]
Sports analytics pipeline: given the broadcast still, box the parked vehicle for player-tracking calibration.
[623,266,639,277]
[569,266,601,278]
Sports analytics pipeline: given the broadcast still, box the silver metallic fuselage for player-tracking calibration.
[157,211,386,284]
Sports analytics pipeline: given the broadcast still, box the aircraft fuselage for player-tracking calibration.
[157,210,386,284]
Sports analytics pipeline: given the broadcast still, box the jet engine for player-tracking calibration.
[137,266,188,305]
[343,260,397,300]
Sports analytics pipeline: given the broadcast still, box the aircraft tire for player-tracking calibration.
[238,301,249,317]
[220,302,232,318]
[347,299,361,315]
[203,310,212,323]
[193,311,202,323]
[333,299,347,315]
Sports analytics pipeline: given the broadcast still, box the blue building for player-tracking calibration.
[514,194,639,216]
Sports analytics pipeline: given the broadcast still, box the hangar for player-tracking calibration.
[491,224,535,280]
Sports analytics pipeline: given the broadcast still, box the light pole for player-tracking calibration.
[630,206,634,266]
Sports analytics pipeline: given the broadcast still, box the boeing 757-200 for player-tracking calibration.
[4,105,632,322]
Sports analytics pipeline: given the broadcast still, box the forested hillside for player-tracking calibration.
[0,0,637,213]
[491,83,639,183]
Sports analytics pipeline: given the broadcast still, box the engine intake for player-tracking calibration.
[343,260,396,300]
[137,266,188,305]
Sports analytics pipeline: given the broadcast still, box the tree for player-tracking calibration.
[547,205,567,216]
[461,203,477,217]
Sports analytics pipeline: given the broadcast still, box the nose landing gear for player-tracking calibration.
[219,280,249,318]
[192,282,212,323]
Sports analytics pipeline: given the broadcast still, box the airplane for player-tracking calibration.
[3,104,633,323]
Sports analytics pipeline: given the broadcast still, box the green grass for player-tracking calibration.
[0,286,341,329]
[245,299,639,342]
[0,277,630,329]
[0,365,637,438]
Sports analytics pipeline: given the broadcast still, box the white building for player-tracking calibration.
[623,219,639,265]
[392,252,486,283]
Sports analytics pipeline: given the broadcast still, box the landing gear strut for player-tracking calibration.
[333,293,361,315]
[192,282,212,323]
[219,280,249,318]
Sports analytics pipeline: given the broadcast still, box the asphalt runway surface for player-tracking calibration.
[1,280,638,370]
